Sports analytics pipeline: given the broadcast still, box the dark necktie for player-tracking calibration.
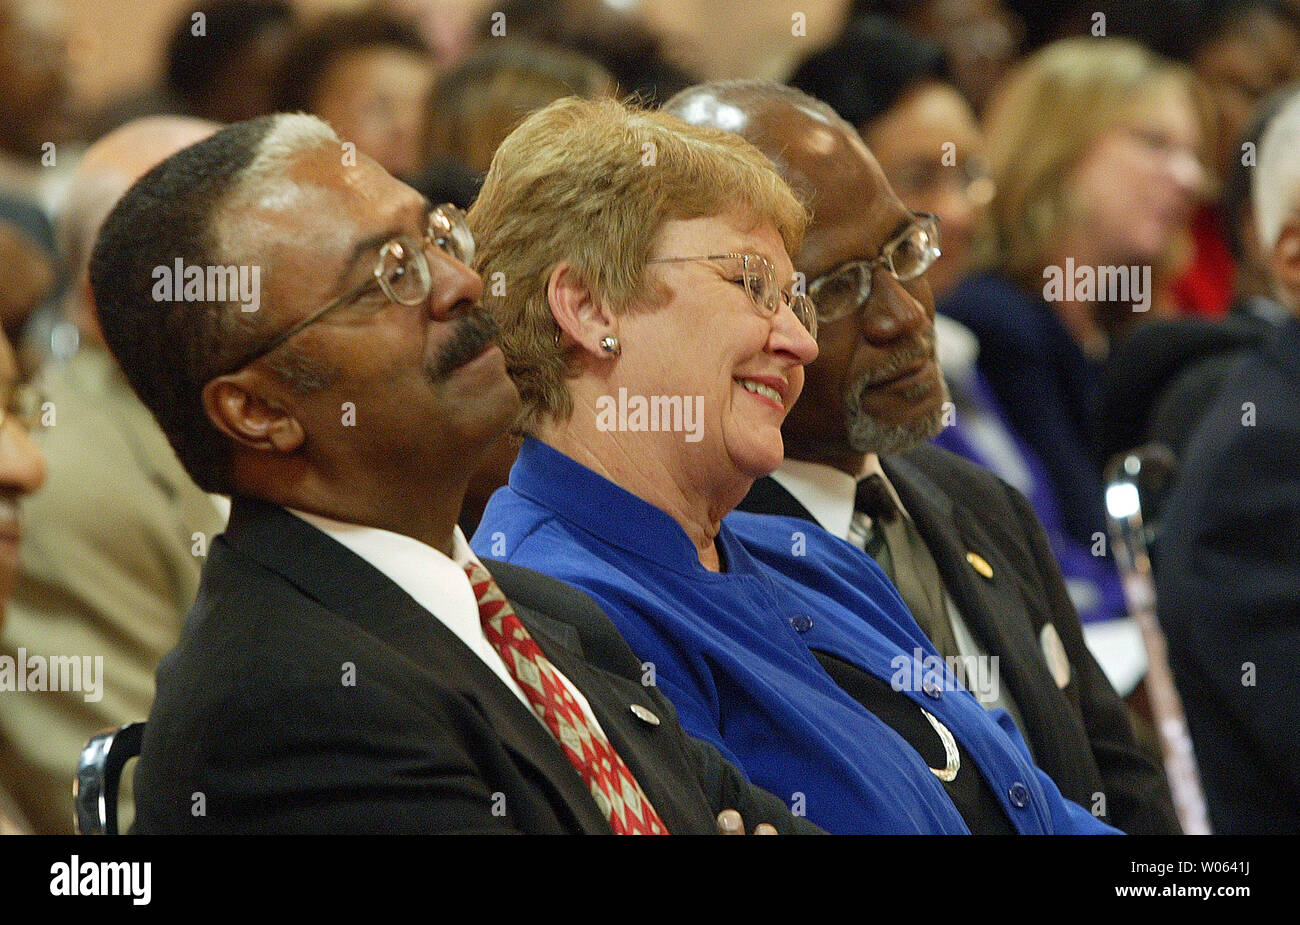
[854,474,961,661]
[855,474,896,559]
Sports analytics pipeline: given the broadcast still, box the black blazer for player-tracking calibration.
[1097,315,1269,462]
[1155,317,1300,834]
[132,497,819,834]
[739,444,1180,834]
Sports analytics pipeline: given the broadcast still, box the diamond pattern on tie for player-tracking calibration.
[465,560,667,834]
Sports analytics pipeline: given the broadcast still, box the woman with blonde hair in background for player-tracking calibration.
[940,37,1205,552]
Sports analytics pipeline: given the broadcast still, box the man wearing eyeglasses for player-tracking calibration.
[668,81,1180,834]
[87,113,819,834]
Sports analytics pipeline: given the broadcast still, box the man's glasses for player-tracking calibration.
[646,252,819,339]
[216,203,474,377]
[808,213,941,327]
[0,381,47,433]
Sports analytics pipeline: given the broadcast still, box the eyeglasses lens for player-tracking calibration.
[378,239,432,305]
[431,206,475,265]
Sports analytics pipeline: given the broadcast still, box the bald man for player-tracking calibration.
[667,80,1180,834]
[0,116,227,833]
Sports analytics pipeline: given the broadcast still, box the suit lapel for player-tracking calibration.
[221,498,611,833]
[884,456,1015,655]
[504,583,709,834]
[384,601,611,834]
[882,456,1069,750]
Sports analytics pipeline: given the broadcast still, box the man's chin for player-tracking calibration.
[446,388,521,467]
[844,380,949,456]
[473,367,523,425]
[846,417,937,456]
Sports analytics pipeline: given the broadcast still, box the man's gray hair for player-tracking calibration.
[237,112,340,192]
[215,113,340,262]
[216,114,343,393]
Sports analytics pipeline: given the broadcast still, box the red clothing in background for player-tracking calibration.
[1170,205,1234,319]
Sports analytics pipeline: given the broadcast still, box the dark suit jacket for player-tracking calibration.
[1098,314,1269,461]
[1155,317,1300,834]
[739,444,1180,834]
[132,498,819,834]
[940,271,1108,548]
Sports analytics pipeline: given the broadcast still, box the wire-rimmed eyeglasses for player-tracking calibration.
[212,203,474,378]
[646,252,819,339]
[807,213,941,327]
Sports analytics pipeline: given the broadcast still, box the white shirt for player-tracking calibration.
[288,509,606,736]
[771,455,906,539]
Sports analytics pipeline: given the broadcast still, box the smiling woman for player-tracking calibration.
[468,95,1120,835]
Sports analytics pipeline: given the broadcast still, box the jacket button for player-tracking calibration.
[1008,782,1030,807]
[922,678,943,699]
[790,615,814,633]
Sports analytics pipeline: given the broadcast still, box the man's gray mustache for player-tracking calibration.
[863,336,936,387]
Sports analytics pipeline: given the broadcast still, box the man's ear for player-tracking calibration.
[547,260,618,358]
[202,370,305,454]
[1271,221,1300,307]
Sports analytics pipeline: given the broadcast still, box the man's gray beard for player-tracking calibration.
[843,372,950,456]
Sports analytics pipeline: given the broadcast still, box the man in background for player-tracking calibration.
[0,116,225,834]
[668,80,1179,833]
[1156,88,1300,833]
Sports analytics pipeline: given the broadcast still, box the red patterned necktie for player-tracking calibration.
[464,560,667,834]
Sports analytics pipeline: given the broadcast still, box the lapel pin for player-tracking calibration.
[630,703,661,726]
[1039,623,1072,689]
[966,551,994,580]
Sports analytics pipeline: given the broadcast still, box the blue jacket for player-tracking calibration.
[473,438,1118,834]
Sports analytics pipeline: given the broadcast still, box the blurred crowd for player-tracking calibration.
[1,0,1298,836]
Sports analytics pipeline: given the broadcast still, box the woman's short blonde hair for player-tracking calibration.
[978,37,1198,288]
[469,95,807,432]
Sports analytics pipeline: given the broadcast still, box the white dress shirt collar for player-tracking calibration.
[770,454,910,541]
[286,508,527,703]
[283,508,605,731]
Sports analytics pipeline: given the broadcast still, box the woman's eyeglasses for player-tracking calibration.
[646,252,819,339]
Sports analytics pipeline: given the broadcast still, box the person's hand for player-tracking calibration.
[715,808,777,835]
